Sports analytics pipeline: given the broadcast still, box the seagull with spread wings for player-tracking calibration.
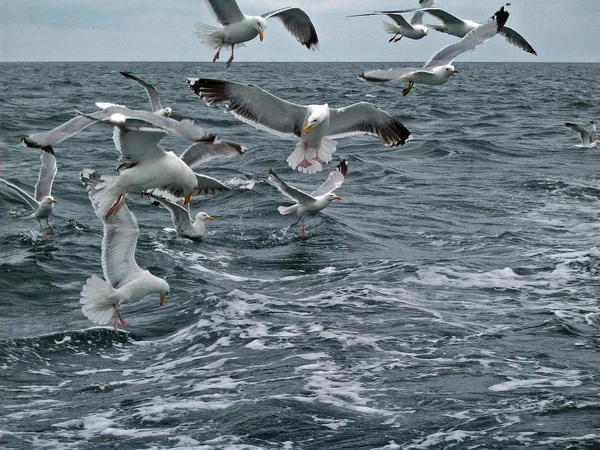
[268,159,348,238]
[348,10,429,43]
[565,121,599,148]
[120,71,172,117]
[360,6,509,96]
[195,0,319,68]
[149,195,215,239]
[188,77,410,174]
[80,171,170,334]
[0,146,58,240]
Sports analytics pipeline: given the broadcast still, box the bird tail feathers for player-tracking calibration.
[80,275,116,325]
[382,21,399,35]
[81,170,124,220]
[194,22,223,49]
[286,138,338,175]
[278,205,297,215]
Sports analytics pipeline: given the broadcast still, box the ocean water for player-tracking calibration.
[1,61,600,449]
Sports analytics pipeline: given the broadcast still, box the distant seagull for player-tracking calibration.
[379,5,536,55]
[188,77,411,174]
[195,0,319,68]
[81,118,231,221]
[150,195,214,239]
[0,146,58,240]
[268,159,348,238]
[348,10,428,42]
[565,121,599,148]
[360,6,509,96]
[80,171,170,334]
[120,71,172,117]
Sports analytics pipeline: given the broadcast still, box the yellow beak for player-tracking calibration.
[51,199,58,204]
[334,195,342,200]
[184,193,192,205]
[453,68,460,74]
[303,124,314,134]
[259,30,264,41]
[207,216,215,221]
[159,295,166,306]
[166,110,172,118]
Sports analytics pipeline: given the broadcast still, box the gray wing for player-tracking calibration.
[589,122,596,142]
[179,137,246,170]
[21,115,97,148]
[327,102,411,146]
[149,195,193,233]
[120,71,163,112]
[267,169,314,204]
[424,7,509,68]
[499,26,537,55]
[411,11,425,26]
[192,174,231,197]
[359,66,421,82]
[311,160,348,197]
[349,12,413,29]
[204,0,244,24]
[419,8,465,27]
[112,125,168,165]
[0,178,39,210]
[34,146,57,201]
[188,78,307,138]
[261,7,319,50]
[565,123,590,146]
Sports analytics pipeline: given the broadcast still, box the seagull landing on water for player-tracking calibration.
[565,121,599,148]
[149,195,215,240]
[359,6,510,96]
[268,159,348,238]
[195,0,319,68]
[0,146,58,240]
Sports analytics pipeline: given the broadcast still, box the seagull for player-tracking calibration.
[378,5,536,55]
[359,6,509,96]
[348,11,428,43]
[21,104,245,156]
[80,171,170,334]
[188,77,411,174]
[268,159,348,238]
[565,121,599,148]
[120,71,172,117]
[82,118,231,221]
[149,195,214,239]
[0,146,58,240]
[195,0,319,68]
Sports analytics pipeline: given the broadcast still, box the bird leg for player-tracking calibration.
[402,81,414,96]
[393,35,403,43]
[226,45,235,68]
[388,33,399,43]
[39,221,49,240]
[105,191,127,221]
[297,160,312,169]
[300,219,307,238]
[46,219,55,235]
[113,306,127,334]
[213,47,221,63]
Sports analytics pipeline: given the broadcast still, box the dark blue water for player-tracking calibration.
[1,62,600,449]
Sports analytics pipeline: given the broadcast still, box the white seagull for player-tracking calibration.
[348,10,428,43]
[80,171,170,334]
[150,195,214,239]
[268,159,348,238]
[360,6,509,96]
[195,0,319,68]
[0,146,58,240]
[120,71,173,117]
[188,77,411,174]
[378,5,536,55]
[565,121,599,148]
[82,118,231,221]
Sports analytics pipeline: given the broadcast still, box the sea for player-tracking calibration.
[0,61,599,449]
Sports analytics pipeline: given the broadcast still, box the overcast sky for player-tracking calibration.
[0,0,598,63]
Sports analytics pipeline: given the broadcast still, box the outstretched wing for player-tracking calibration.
[328,102,411,146]
[179,137,246,170]
[499,26,537,55]
[0,178,39,210]
[359,66,421,83]
[262,7,319,50]
[112,125,167,165]
[21,115,97,148]
[267,169,314,204]
[120,71,163,112]
[149,195,193,233]
[565,123,590,146]
[188,78,307,138]
[34,146,57,201]
[204,0,244,24]
[424,6,509,68]
[311,160,348,197]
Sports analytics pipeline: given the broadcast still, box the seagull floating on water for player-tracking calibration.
[196,0,319,68]
[360,6,509,96]
[188,77,410,174]
[150,195,215,239]
[80,171,170,334]
[268,159,348,238]
[0,146,58,240]
[565,121,599,148]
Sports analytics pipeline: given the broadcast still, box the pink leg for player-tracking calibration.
[213,47,221,62]
[39,221,49,240]
[298,160,312,169]
[47,220,55,235]
[105,192,127,220]
[300,219,307,238]
[225,45,234,68]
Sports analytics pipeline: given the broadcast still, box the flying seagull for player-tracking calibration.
[188,77,410,174]
[195,0,319,68]
[565,121,599,148]
[268,159,348,238]
[0,146,58,240]
[149,195,214,239]
[360,6,509,96]
[120,71,172,117]
[348,11,428,43]
[378,5,536,55]
[80,171,170,334]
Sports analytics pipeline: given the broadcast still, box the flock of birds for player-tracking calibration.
[1,0,595,333]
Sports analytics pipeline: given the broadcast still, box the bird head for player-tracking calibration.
[254,16,268,41]
[43,196,58,205]
[164,107,173,117]
[303,107,327,134]
[328,193,342,202]
[158,280,170,306]
[196,212,215,222]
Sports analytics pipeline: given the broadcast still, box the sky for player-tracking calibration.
[0,0,598,63]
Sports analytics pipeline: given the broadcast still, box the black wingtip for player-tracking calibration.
[20,136,41,148]
[41,145,55,156]
[494,6,510,31]
[337,159,349,177]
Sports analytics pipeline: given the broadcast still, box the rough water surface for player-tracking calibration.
[1,62,600,449]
